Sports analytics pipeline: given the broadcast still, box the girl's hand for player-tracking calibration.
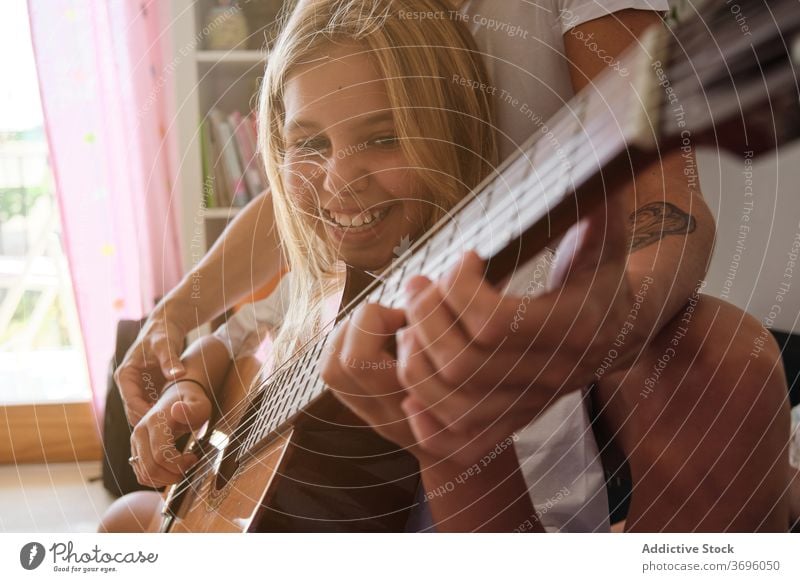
[129,379,212,488]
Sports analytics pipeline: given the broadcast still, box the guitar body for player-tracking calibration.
[166,426,293,533]
[162,274,420,533]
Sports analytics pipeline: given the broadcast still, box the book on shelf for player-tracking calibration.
[227,110,266,199]
[202,108,266,209]
[199,119,217,208]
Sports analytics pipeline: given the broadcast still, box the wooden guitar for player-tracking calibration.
[159,0,800,532]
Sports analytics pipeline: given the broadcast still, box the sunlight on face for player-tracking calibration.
[281,43,430,272]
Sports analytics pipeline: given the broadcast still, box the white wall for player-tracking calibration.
[699,142,800,334]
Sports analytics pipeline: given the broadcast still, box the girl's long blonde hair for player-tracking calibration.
[259,0,498,366]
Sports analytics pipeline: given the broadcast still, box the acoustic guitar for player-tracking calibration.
[159,0,800,532]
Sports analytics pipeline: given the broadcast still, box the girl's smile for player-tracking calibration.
[281,43,430,272]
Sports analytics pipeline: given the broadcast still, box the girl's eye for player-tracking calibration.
[293,137,328,155]
[372,135,399,148]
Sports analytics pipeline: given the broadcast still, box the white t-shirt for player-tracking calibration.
[213,0,669,532]
[212,273,292,360]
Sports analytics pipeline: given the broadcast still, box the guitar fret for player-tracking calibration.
[253,386,277,443]
[272,368,297,420]
[259,371,289,434]
[275,376,295,425]
[287,370,310,421]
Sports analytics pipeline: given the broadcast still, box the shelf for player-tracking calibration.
[195,50,266,65]
[203,207,243,219]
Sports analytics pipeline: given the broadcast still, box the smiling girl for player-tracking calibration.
[100,0,537,532]
[264,0,497,367]
[264,0,548,531]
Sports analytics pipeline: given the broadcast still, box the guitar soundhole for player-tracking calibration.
[214,390,264,491]
[214,444,240,491]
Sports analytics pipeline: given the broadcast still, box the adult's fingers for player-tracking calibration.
[398,329,543,435]
[397,329,473,428]
[549,185,629,288]
[115,361,157,426]
[151,333,185,380]
[403,396,516,465]
[435,252,515,348]
[404,277,485,387]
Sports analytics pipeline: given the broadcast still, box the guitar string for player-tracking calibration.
[239,71,667,425]
[226,94,604,438]
[243,109,603,446]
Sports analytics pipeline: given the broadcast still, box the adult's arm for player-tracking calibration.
[116,190,284,424]
[562,9,715,340]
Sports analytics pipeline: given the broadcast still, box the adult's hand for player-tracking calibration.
[115,302,190,426]
[321,303,506,468]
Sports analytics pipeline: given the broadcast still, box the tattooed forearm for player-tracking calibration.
[628,202,697,252]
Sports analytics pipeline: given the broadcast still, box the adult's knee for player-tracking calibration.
[682,296,787,414]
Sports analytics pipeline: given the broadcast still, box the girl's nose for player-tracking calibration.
[322,148,370,199]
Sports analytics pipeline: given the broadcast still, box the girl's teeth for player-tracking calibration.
[326,207,388,228]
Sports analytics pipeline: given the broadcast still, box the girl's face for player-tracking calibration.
[281,43,431,272]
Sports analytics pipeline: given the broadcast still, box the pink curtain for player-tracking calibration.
[28,0,183,417]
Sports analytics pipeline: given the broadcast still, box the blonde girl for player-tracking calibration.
[100,0,533,532]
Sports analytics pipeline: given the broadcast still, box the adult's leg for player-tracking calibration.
[596,295,791,531]
[97,491,163,533]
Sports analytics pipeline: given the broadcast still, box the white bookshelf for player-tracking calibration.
[170,1,280,273]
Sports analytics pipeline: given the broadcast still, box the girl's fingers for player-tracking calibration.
[151,332,186,379]
[322,308,417,449]
[339,304,405,397]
